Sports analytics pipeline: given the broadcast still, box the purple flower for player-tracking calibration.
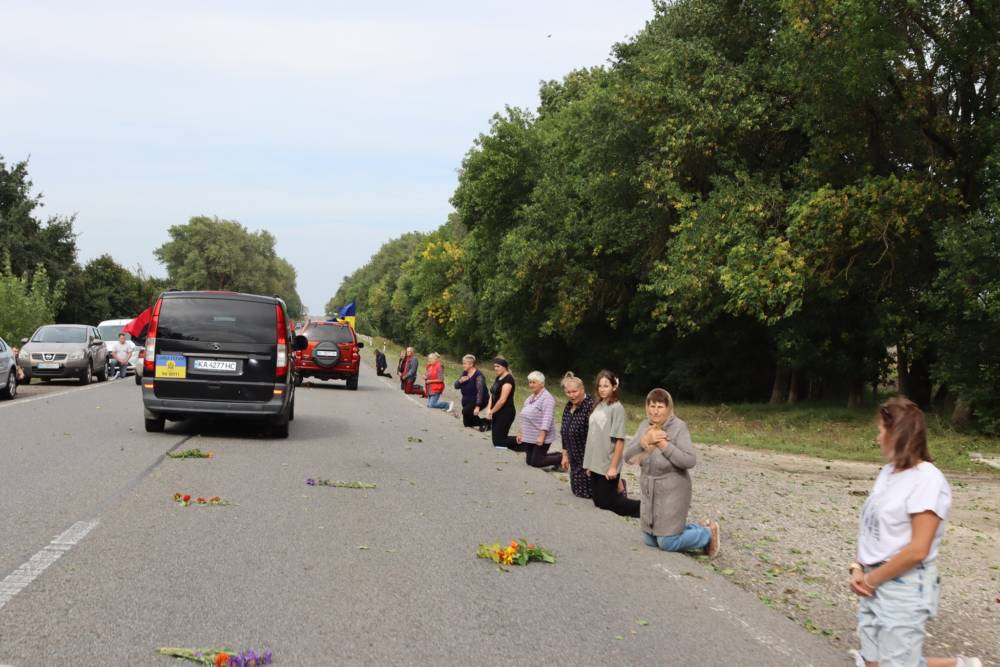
[262,649,272,665]
[306,478,316,486]
[244,649,258,666]
[227,655,244,667]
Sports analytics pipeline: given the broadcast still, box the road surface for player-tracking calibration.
[0,368,847,665]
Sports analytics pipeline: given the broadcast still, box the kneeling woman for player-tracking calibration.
[623,388,719,556]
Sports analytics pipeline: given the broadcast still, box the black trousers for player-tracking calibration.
[491,410,517,449]
[590,474,640,517]
[462,402,484,428]
[525,442,562,468]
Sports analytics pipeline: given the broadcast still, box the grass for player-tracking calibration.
[358,335,1000,473]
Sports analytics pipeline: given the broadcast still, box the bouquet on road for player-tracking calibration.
[167,448,214,459]
[156,646,271,666]
[173,493,234,507]
[306,478,376,489]
[477,539,556,566]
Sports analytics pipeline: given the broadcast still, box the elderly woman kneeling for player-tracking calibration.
[623,388,719,556]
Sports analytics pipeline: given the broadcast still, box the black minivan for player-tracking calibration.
[141,291,307,437]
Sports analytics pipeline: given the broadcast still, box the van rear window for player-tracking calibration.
[156,298,276,343]
[304,324,354,344]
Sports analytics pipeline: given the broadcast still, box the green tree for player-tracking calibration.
[0,259,63,343]
[155,216,303,318]
[0,156,78,286]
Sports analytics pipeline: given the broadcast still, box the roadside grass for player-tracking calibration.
[358,335,1000,473]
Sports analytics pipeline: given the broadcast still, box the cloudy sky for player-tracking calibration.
[1,1,654,314]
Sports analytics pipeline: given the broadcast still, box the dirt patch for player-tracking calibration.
[614,445,999,663]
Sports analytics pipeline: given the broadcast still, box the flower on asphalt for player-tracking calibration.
[262,649,272,665]
[196,497,207,504]
[306,478,316,486]
[182,494,191,503]
[213,653,229,667]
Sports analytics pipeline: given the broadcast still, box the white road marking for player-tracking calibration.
[0,380,116,410]
[0,520,99,611]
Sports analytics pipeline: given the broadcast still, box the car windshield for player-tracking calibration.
[99,325,131,341]
[156,297,277,343]
[31,326,88,343]
[304,324,354,344]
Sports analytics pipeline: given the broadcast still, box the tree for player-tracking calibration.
[0,259,63,343]
[57,255,166,324]
[0,156,78,286]
[154,216,304,318]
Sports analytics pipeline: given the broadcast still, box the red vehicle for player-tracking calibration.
[294,320,364,390]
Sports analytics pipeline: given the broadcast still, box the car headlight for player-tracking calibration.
[18,348,29,360]
[68,351,85,361]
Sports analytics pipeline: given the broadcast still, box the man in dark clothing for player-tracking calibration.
[375,348,390,377]
[403,347,423,395]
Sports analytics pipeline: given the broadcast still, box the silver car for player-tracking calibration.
[0,336,17,399]
[18,324,109,384]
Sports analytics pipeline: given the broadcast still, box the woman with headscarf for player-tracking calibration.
[623,388,719,556]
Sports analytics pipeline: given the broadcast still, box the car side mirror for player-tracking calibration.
[356,341,364,349]
[21,338,28,344]
[293,335,308,351]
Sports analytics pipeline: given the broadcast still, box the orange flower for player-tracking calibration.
[509,540,519,549]
[196,497,206,504]
[207,452,214,458]
[214,652,229,667]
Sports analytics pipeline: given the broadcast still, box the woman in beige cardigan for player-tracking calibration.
[623,388,720,556]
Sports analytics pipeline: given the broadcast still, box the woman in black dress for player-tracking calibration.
[484,357,517,449]
[559,372,594,498]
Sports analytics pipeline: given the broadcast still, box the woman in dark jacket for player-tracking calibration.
[558,372,594,498]
[454,354,488,428]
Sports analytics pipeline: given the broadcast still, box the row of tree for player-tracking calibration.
[0,157,304,344]
[330,0,999,432]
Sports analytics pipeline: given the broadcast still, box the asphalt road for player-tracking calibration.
[0,367,848,666]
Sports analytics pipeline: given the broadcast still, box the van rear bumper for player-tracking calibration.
[142,386,289,419]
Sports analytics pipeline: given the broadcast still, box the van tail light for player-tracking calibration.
[143,298,163,375]
[275,305,288,379]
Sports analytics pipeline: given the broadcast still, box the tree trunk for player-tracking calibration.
[769,365,790,405]
[847,376,865,408]
[897,345,909,395]
[787,369,803,404]
[906,355,933,409]
[951,398,972,428]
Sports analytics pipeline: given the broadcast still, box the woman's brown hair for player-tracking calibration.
[878,397,932,470]
[593,370,620,406]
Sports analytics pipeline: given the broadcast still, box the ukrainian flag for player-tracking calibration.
[338,301,356,330]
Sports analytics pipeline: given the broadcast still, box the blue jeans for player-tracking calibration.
[426,393,449,410]
[857,562,939,667]
[110,359,129,378]
[643,524,710,552]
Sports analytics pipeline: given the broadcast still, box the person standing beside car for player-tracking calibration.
[109,332,134,379]
[455,355,488,429]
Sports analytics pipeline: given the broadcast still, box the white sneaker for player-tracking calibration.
[446,402,454,413]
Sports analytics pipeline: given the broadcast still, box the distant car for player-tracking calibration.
[98,318,143,376]
[18,324,109,384]
[293,320,364,390]
[140,291,307,437]
[0,336,18,399]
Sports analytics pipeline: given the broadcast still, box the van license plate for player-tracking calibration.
[192,359,238,373]
[37,362,59,369]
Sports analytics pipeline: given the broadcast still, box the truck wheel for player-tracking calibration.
[144,415,165,432]
[271,413,290,439]
[346,375,359,390]
[294,373,304,387]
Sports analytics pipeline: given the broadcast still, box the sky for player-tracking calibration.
[1,1,655,314]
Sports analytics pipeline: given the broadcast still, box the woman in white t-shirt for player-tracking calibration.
[849,398,980,667]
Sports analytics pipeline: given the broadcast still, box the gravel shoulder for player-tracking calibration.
[614,444,999,663]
